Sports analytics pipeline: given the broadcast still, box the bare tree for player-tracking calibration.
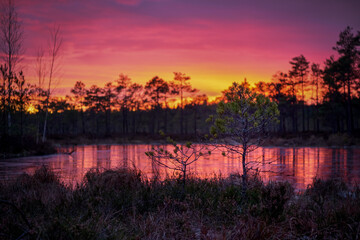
[34,47,47,143]
[146,135,212,194]
[42,25,63,142]
[0,64,8,136]
[0,0,23,135]
[35,47,46,90]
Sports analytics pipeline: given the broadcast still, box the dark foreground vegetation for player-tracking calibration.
[1,166,359,239]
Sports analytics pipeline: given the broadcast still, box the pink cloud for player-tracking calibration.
[15,0,360,96]
[115,0,142,6]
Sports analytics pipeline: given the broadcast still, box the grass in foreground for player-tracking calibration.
[1,166,359,239]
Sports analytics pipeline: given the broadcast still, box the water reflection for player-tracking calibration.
[0,145,359,190]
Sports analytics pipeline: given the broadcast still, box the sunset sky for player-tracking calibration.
[18,0,360,98]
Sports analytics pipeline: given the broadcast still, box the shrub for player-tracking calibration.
[1,167,359,239]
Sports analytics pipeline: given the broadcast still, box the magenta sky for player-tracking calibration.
[18,0,360,98]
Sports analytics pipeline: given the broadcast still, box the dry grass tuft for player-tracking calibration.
[1,167,359,239]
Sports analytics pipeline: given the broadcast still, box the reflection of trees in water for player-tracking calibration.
[276,148,287,179]
[268,147,323,189]
[3,145,360,190]
[77,145,85,182]
[331,148,342,180]
[122,145,128,168]
[85,147,360,189]
[302,149,307,181]
[95,145,111,169]
[315,148,320,177]
[329,148,357,184]
[292,148,297,178]
[151,154,160,179]
[346,148,353,183]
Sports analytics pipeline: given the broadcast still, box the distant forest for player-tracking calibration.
[1,23,360,147]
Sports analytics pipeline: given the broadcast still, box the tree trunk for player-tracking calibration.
[150,109,155,135]
[316,118,320,133]
[292,107,297,134]
[20,104,23,138]
[96,115,99,136]
[180,108,183,135]
[42,109,48,142]
[122,107,128,135]
[193,109,197,135]
[182,164,187,197]
[302,104,305,132]
[184,109,188,135]
[105,109,110,136]
[242,144,248,193]
[307,107,310,132]
[180,90,183,135]
[80,109,85,135]
[164,107,167,133]
[346,80,353,135]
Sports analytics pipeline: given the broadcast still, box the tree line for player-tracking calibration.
[64,72,208,137]
[253,27,360,135]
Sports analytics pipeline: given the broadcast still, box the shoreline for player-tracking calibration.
[53,134,360,148]
[2,133,359,159]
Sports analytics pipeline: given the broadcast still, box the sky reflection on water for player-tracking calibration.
[1,145,359,190]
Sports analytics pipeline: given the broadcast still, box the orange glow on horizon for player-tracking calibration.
[26,104,38,114]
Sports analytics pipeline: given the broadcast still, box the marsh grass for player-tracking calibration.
[1,166,359,239]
